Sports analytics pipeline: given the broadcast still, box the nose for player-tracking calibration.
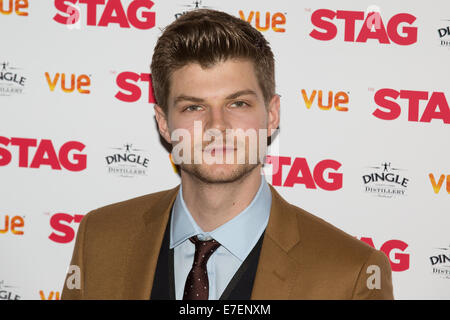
[205,105,229,133]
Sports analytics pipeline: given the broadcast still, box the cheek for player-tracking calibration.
[232,109,267,130]
[168,114,194,133]
[244,118,268,134]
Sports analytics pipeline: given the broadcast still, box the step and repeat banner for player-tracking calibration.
[1,0,449,300]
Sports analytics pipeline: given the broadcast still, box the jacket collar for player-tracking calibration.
[265,184,301,251]
[250,184,302,299]
[122,185,179,299]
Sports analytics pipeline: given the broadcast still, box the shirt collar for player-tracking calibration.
[170,174,272,261]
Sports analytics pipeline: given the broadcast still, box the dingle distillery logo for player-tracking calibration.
[362,162,409,198]
[0,280,20,300]
[0,62,26,97]
[437,19,450,48]
[105,143,150,178]
[429,245,450,279]
[175,1,214,19]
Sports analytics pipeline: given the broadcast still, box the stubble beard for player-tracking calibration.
[179,162,260,185]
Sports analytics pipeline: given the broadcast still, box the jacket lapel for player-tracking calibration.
[251,184,302,299]
[121,185,180,299]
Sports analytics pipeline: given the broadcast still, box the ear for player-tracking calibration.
[267,94,280,138]
[154,105,172,144]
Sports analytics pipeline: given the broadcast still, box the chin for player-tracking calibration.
[180,163,259,184]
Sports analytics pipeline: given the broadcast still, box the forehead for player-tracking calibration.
[168,59,263,103]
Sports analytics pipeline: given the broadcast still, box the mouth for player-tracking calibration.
[203,146,236,156]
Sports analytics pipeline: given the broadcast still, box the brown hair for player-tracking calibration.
[150,9,275,113]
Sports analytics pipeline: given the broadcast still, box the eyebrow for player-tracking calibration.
[173,89,258,105]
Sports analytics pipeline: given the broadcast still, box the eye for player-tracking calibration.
[183,105,203,112]
[230,101,249,108]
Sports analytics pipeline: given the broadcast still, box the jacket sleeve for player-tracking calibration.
[351,249,394,300]
[60,211,91,300]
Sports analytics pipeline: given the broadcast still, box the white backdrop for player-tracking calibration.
[0,0,449,300]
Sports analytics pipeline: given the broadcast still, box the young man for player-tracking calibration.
[61,9,393,300]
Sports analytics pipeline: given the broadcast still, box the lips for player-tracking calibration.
[203,146,236,154]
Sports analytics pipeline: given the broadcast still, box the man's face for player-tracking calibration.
[154,58,279,184]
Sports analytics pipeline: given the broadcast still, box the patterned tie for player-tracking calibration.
[183,236,221,300]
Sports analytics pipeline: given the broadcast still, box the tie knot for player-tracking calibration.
[189,236,221,266]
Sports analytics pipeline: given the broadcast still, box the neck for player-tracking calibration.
[180,166,263,232]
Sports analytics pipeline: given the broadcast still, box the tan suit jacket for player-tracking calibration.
[61,184,394,299]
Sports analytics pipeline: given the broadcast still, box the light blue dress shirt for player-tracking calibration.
[169,174,272,300]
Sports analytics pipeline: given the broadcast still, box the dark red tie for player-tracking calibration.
[183,236,221,300]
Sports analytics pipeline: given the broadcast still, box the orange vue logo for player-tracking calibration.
[39,290,60,300]
[239,10,286,32]
[0,0,28,16]
[0,215,24,235]
[301,89,349,111]
[429,173,450,194]
[45,72,91,94]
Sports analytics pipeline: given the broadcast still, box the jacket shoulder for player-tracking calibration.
[82,186,179,227]
[290,203,374,257]
[288,204,378,265]
[286,203,393,299]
